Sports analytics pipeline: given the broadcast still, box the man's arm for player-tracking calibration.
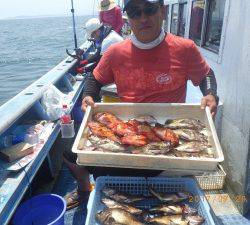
[199,69,218,102]
[199,69,219,117]
[82,72,103,99]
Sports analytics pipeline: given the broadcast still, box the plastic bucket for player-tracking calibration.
[12,194,66,225]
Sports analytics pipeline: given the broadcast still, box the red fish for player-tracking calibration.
[153,127,179,146]
[88,121,120,143]
[121,135,148,147]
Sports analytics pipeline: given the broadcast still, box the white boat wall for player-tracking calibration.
[165,0,250,214]
[0,41,95,224]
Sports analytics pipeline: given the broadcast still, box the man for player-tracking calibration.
[99,0,124,34]
[63,18,123,210]
[82,0,218,115]
[76,18,123,73]
[72,0,218,209]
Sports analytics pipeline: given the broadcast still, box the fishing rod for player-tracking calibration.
[70,0,78,49]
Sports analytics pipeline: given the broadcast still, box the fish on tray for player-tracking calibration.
[147,204,198,216]
[149,187,190,203]
[101,198,142,215]
[165,119,206,130]
[144,214,189,225]
[102,187,145,204]
[131,115,158,125]
[94,112,122,129]
[148,204,183,215]
[172,129,208,143]
[175,142,212,153]
[131,142,173,155]
[94,112,137,136]
[127,120,161,142]
[88,121,121,143]
[185,215,205,225]
[144,214,204,225]
[182,204,198,216]
[152,127,179,146]
[88,135,128,153]
[121,134,148,147]
[96,208,144,225]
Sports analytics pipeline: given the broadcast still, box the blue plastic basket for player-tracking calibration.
[85,177,217,225]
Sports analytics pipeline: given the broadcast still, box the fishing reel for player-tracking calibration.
[66,48,84,61]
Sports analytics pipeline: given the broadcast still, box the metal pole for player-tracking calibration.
[70,0,78,49]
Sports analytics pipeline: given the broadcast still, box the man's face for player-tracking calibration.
[126,0,165,43]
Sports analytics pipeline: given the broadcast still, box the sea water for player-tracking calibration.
[0,16,91,106]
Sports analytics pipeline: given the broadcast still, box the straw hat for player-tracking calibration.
[84,18,103,39]
[99,0,117,11]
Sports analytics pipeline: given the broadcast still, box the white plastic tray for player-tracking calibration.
[72,103,224,171]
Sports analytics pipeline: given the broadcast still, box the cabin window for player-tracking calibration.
[171,4,179,35]
[204,0,226,52]
[178,3,187,37]
[164,5,170,31]
[189,0,205,45]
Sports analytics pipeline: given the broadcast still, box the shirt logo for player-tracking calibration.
[156,74,172,84]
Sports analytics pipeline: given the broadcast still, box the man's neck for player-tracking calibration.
[130,28,165,50]
[138,30,162,43]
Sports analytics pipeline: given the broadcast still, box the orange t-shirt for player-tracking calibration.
[93,33,210,103]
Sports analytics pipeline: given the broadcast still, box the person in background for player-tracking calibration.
[76,18,123,74]
[99,0,124,34]
[63,18,123,210]
[121,14,132,37]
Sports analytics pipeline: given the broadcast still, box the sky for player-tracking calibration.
[0,0,105,19]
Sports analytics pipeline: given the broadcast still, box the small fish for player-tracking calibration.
[127,120,161,142]
[149,187,189,203]
[88,121,121,143]
[175,142,211,153]
[173,129,208,142]
[101,198,142,215]
[89,135,127,153]
[185,215,205,225]
[182,204,198,216]
[199,128,211,138]
[165,119,205,130]
[132,142,172,155]
[102,187,145,204]
[96,208,144,225]
[131,115,157,125]
[145,214,189,225]
[121,134,148,147]
[153,127,179,146]
[149,204,183,215]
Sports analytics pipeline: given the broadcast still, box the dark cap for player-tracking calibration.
[123,0,163,11]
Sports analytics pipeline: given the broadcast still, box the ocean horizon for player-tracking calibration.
[0,16,92,106]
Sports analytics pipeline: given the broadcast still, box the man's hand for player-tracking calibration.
[201,94,218,118]
[82,96,95,112]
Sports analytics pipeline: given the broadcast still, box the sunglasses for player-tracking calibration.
[126,2,160,19]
